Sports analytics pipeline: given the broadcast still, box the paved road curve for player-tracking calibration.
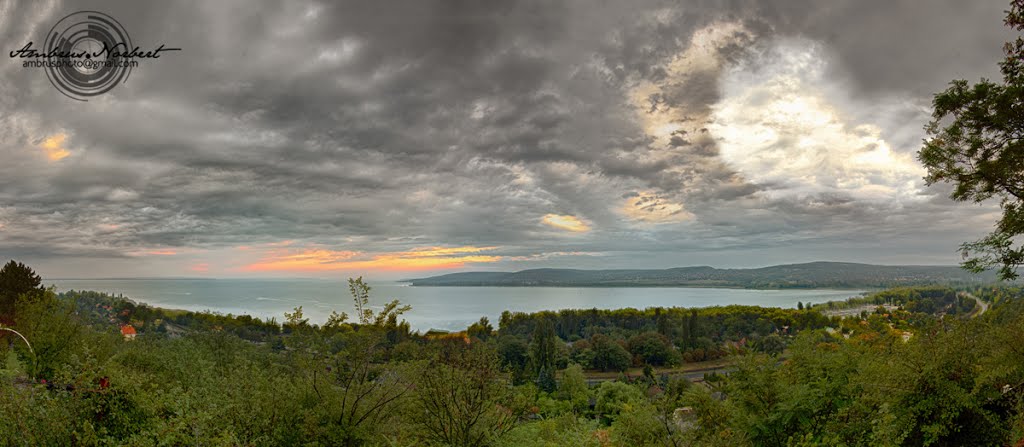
[961,292,988,318]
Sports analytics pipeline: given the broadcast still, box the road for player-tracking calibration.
[961,292,988,318]
[582,361,735,385]
[821,304,897,318]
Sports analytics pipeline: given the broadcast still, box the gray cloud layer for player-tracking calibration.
[0,0,1013,277]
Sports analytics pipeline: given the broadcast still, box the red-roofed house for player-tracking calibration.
[120,325,137,341]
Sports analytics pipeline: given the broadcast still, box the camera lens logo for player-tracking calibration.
[43,11,133,101]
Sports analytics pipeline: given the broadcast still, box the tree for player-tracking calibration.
[348,277,410,326]
[590,334,631,372]
[758,333,786,357]
[557,363,591,413]
[0,260,44,324]
[283,279,415,444]
[414,343,523,447]
[324,331,413,443]
[282,306,310,334]
[627,331,680,367]
[594,381,644,421]
[467,316,493,341]
[497,336,530,384]
[610,399,667,447]
[611,377,693,447]
[11,290,80,379]
[920,0,1024,280]
[530,319,559,392]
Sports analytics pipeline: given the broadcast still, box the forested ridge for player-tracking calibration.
[2,260,1024,446]
[408,262,1001,288]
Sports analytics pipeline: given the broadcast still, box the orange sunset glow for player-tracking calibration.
[39,133,71,161]
[540,214,590,232]
[241,245,503,272]
[189,263,210,272]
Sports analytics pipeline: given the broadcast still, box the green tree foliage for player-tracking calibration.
[674,286,1024,447]
[627,331,681,367]
[7,260,1024,445]
[610,399,667,447]
[467,316,494,341]
[278,282,416,445]
[0,260,44,324]
[12,290,81,379]
[500,304,829,357]
[919,0,1024,280]
[871,323,1004,446]
[680,386,736,445]
[349,277,411,326]
[531,319,560,392]
[557,363,591,414]
[497,335,530,384]
[757,333,786,356]
[589,334,631,372]
[414,342,523,447]
[495,414,602,447]
[495,302,836,369]
[610,376,695,447]
[324,332,414,443]
[594,381,645,422]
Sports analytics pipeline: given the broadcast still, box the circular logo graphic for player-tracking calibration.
[43,11,133,101]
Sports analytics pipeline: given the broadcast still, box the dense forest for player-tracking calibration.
[408,262,1001,288]
[2,260,1024,445]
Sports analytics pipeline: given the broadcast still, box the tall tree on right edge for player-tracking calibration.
[920,0,1024,280]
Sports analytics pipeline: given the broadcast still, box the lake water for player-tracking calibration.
[49,279,864,332]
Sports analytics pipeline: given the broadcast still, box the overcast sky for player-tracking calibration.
[0,0,1017,279]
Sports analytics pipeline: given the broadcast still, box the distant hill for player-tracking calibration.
[406,262,1002,289]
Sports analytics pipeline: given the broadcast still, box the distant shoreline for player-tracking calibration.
[406,261,999,289]
[405,282,876,291]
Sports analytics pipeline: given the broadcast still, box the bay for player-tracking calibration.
[50,279,864,332]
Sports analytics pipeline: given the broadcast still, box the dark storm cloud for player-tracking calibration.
[758,0,1014,95]
[0,0,1013,276]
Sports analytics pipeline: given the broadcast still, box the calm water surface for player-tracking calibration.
[50,279,864,332]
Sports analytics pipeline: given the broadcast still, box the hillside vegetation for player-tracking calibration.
[2,261,1024,445]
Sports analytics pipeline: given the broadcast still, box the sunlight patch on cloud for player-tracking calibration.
[106,188,140,202]
[621,191,694,223]
[540,214,591,232]
[38,133,71,161]
[505,251,606,261]
[405,245,502,256]
[629,21,755,146]
[708,39,926,203]
[241,245,503,272]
